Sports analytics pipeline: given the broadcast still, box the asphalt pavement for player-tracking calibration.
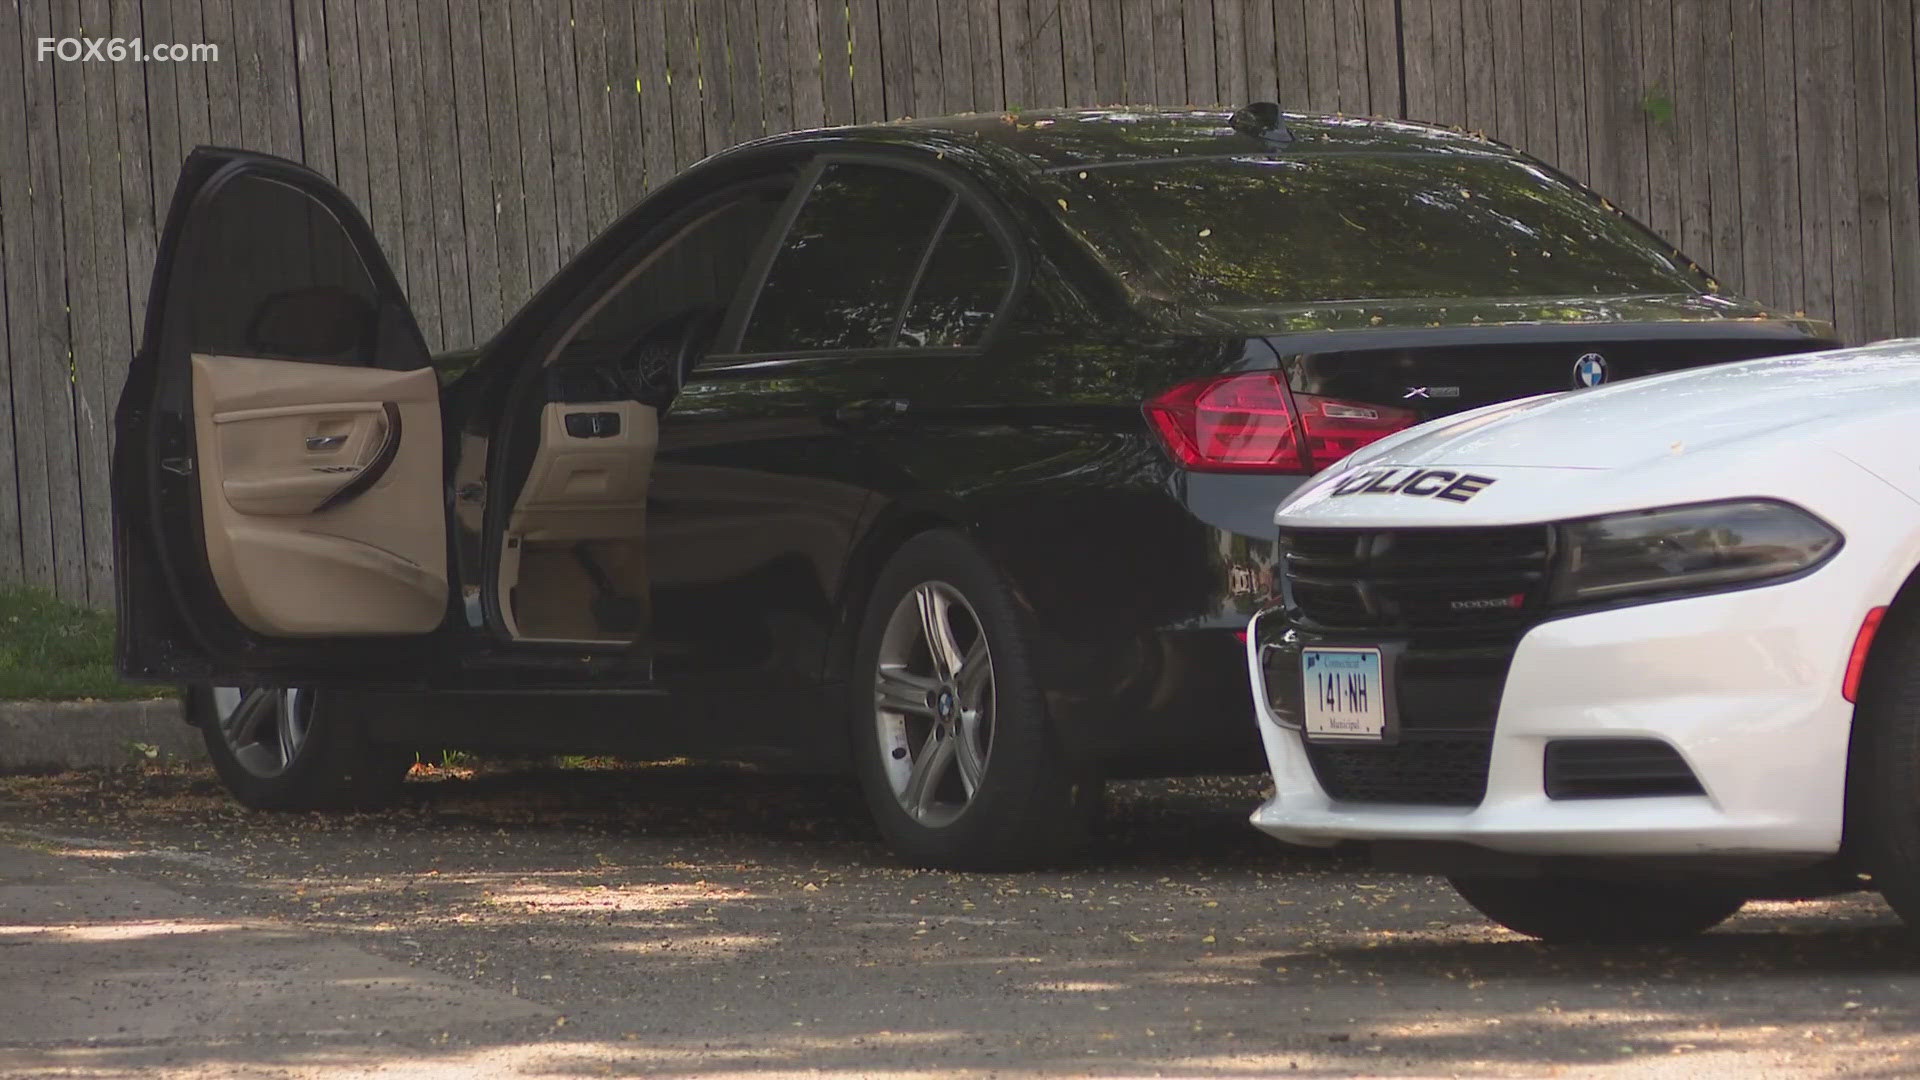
[1,763,1916,1078]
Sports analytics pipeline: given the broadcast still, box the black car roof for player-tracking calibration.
[748,106,1516,173]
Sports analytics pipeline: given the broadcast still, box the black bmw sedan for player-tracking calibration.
[114,106,1834,868]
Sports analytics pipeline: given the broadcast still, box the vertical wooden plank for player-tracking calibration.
[635,0,677,186]
[1730,0,1773,304]
[937,0,975,112]
[1823,1,1862,340]
[1119,0,1153,104]
[1638,0,1680,247]
[1214,0,1247,107]
[358,0,409,292]
[688,0,731,147]
[1550,0,1589,179]
[1428,0,1465,126]
[1585,0,1650,220]
[664,0,710,169]
[1884,0,1920,334]
[572,0,618,226]
[756,0,795,133]
[1331,0,1368,115]
[1459,0,1497,132]
[200,0,241,141]
[0,0,34,581]
[10,0,77,592]
[1183,0,1218,105]
[876,0,913,115]
[290,0,335,178]
[905,0,943,115]
[388,0,445,346]
[789,0,828,126]
[1361,0,1398,118]
[448,0,502,337]
[1271,0,1308,109]
[1061,0,1097,107]
[971,0,1008,109]
[415,0,477,347]
[1760,0,1801,312]
[1029,0,1066,106]
[108,0,154,340]
[1792,0,1835,329]
[478,1,529,311]
[141,0,186,213]
[1242,0,1278,103]
[71,0,124,601]
[512,1,561,280]
[819,0,858,124]
[1518,0,1557,161]
[724,0,763,137]
[1487,0,1526,143]
[547,5,591,256]
[322,0,369,206]
[606,0,646,200]
[849,0,887,120]
[1150,0,1184,103]
[1670,0,1720,277]
[1698,0,1742,293]
[1301,0,1337,112]
[1845,0,1890,338]
[1399,0,1436,120]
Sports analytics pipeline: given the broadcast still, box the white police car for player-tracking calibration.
[1247,341,1920,943]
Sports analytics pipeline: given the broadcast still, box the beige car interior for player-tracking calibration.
[497,188,786,644]
[499,400,658,643]
[192,353,447,636]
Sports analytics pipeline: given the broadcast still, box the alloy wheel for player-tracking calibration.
[212,686,313,779]
[873,581,995,828]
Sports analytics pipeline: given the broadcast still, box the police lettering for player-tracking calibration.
[1327,467,1498,502]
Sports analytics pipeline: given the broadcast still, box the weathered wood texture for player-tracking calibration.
[2,0,1916,604]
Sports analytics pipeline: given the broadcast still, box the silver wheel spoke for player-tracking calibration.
[955,636,990,708]
[227,693,273,747]
[954,712,988,797]
[875,667,939,717]
[916,585,964,682]
[274,690,304,767]
[902,728,957,818]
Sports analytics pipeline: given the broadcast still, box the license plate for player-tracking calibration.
[1301,648,1387,742]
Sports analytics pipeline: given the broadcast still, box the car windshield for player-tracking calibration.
[1054,152,1712,305]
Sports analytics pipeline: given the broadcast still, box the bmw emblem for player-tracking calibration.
[1572,352,1609,388]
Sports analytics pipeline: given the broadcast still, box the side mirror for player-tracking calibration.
[244,286,376,359]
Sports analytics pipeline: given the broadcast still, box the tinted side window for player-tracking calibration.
[188,174,383,365]
[898,204,1011,348]
[563,190,787,371]
[740,163,951,353]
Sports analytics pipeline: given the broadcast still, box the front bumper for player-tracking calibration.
[1246,566,1873,861]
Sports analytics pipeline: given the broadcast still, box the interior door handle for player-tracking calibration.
[306,434,349,451]
[316,402,402,512]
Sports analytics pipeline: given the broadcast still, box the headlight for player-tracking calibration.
[1551,499,1841,605]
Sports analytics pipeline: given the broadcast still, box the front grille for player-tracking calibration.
[1306,736,1495,806]
[1281,525,1554,631]
[1544,739,1706,799]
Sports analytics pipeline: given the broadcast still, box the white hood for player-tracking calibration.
[1276,339,1920,528]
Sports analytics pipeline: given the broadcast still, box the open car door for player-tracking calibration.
[114,148,449,685]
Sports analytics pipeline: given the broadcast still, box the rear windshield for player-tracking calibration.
[1055,152,1712,305]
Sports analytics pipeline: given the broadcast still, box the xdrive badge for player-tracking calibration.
[1327,467,1498,502]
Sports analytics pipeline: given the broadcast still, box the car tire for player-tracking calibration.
[1447,875,1746,944]
[189,684,413,810]
[851,530,1101,870]
[1845,603,1920,930]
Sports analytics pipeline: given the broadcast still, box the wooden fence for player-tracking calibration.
[3,0,1917,607]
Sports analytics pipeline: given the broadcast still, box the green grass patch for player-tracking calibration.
[0,585,168,701]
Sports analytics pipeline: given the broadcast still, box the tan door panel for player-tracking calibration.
[508,401,658,541]
[192,354,448,636]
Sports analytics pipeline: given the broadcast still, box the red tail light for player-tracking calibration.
[1145,372,1417,473]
